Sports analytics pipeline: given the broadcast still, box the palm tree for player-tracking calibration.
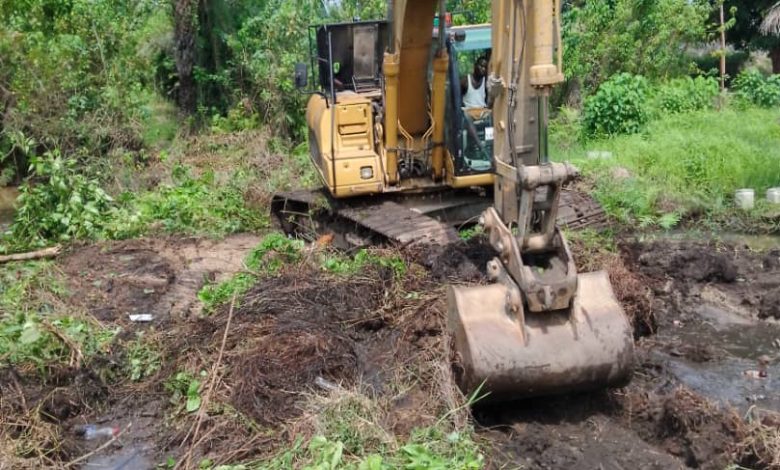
[761,1,780,35]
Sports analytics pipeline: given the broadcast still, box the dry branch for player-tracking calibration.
[0,246,61,264]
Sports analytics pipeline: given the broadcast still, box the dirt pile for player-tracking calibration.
[198,270,391,427]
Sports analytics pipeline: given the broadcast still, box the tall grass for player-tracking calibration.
[553,107,780,228]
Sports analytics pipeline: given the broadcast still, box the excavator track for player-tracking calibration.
[556,188,609,230]
[271,187,607,247]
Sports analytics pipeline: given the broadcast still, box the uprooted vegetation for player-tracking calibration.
[2,232,780,469]
[0,235,487,468]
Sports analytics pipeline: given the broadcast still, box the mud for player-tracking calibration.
[625,239,780,411]
[61,234,262,323]
[4,235,780,468]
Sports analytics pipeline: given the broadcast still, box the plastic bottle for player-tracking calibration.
[74,424,119,440]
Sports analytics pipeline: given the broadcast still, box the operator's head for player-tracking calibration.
[474,56,488,79]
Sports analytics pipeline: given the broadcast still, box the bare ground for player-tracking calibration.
[2,235,780,469]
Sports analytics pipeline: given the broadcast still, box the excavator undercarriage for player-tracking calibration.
[271,186,608,248]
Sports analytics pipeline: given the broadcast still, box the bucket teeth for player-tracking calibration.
[448,271,633,401]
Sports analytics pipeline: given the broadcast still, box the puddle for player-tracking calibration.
[83,444,153,470]
[659,302,780,412]
[0,186,18,229]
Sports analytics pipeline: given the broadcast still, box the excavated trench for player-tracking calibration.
[1,234,779,468]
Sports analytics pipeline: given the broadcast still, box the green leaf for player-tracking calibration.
[186,394,202,413]
[19,323,42,344]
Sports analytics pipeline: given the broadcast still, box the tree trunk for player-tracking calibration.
[173,0,198,113]
[771,46,780,75]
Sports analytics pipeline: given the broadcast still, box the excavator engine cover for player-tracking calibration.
[448,271,633,401]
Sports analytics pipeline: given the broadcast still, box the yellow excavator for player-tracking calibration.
[274,0,633,400]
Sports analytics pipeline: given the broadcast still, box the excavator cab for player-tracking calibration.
[443,24,494,175]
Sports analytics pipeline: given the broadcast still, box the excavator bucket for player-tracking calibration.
[448,271,633,402]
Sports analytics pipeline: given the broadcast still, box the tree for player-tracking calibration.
[722,0,780,73]
[173,0,198,113]
[761,2,780,35]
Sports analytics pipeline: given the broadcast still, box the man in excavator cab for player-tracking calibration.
[457,51,493,172]
[461,55,489,109]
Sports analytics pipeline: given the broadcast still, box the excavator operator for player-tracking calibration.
[461,55,489,109]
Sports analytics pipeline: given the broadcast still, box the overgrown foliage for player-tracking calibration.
[732,69,780,107]
[563,0,711,94]
[583,74,649,137]
[655,76,720,114]
[4,153,118,250]
[0,1,173,161]
[125,163,267,237]
[1,154,269,252]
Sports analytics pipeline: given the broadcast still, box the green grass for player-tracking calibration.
[0,261,118,370]
[248,427,483,470]
[206,389,484,470]
[141,96,180,150]
[112,163,269,239]
[320,249,407,278]
[553,107,780,230]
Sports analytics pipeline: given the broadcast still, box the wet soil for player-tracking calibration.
[3,234,780,468]
[625,240,780,412]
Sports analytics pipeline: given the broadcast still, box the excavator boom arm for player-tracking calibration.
[446,0,634,401]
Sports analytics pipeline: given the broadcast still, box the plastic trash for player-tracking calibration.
[74,424,119,440]
[314,376,339,391]
[129,314,153,322]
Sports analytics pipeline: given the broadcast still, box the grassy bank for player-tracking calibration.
[553,107,780,231]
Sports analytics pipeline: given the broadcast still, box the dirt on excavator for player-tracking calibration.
[2,234,779,469]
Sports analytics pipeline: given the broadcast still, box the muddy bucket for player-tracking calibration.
[448,271,634,401]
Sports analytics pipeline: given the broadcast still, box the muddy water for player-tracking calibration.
[628,237,780,415]
[0,186,18,228]
[659,302,780,412]
[84,445,152,470]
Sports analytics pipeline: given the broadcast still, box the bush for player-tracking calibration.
[127,164,266,237]
[583,73,650,137]
[4,152,118,249]
[0,1,170,161]
[655,76,719,114]
[733,70,780,108]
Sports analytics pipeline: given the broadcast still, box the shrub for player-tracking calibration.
[5,152,118,249]
[732,70,780,108]
[583,73,649,138]
[655,76,719,114]
[128,164,266,237]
